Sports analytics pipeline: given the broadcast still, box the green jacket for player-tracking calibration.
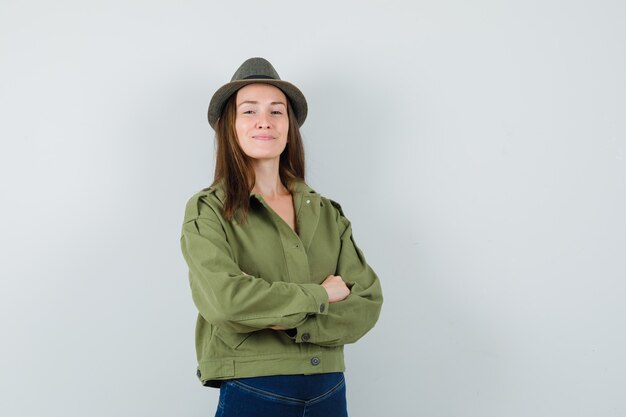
[180,180,383,387]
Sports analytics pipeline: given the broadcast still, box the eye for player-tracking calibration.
[271,110,283,115]
[242,110,255,115]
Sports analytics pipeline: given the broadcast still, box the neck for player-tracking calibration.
[251,159,288,198]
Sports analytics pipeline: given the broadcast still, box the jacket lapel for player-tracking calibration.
[210,180,321,250]
[292,182,321,251]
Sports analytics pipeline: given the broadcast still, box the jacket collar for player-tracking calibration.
[209,179,318,204]
[209,180,321,250]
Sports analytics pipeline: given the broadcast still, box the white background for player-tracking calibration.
[1,1,625,416]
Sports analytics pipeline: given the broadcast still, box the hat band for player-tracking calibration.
[242,75,276,80]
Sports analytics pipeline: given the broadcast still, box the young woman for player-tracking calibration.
[180,57,383,417]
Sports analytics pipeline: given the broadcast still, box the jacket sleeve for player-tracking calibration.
[290,202,383,347]
[180,196,329,334]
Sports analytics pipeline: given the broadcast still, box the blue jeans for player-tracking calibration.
[215,372,348,417]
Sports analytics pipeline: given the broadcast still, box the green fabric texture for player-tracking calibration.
[180,180,383,387]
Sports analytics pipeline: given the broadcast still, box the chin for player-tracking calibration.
[242,147,286,161]
[240,148,278,158]
[248,155,282,162]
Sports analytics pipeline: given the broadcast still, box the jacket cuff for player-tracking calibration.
[293,318,319,344]
[300,283,329,316]
[282,284,327,343]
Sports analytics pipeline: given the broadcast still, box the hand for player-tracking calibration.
[321,275,350,303]
[270,326,288,330]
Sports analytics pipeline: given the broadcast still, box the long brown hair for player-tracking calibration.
[212,89,305,222]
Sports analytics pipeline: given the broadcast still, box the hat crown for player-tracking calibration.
[231,57,281,82]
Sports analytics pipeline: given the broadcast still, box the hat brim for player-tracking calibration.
[208,79,308,129]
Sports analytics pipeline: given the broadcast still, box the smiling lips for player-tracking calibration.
[252,134,274,141]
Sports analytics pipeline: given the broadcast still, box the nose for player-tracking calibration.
[255,112,271,129]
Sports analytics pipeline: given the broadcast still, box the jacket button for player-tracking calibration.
[301,332,310,342]
[196,369,202,378]
[311,357,320,366]
[319,304,325,313]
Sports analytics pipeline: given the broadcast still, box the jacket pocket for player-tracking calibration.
[214,327,252,350]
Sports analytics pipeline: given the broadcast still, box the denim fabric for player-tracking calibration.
[215,372,348,417]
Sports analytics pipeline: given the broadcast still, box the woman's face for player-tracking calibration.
[235,83,289,162]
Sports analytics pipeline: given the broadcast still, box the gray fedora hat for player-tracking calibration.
[207,57,308,129]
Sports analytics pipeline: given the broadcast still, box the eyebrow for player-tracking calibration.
[237,100,287,107]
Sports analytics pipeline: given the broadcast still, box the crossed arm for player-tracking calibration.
[181,206,382,347]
